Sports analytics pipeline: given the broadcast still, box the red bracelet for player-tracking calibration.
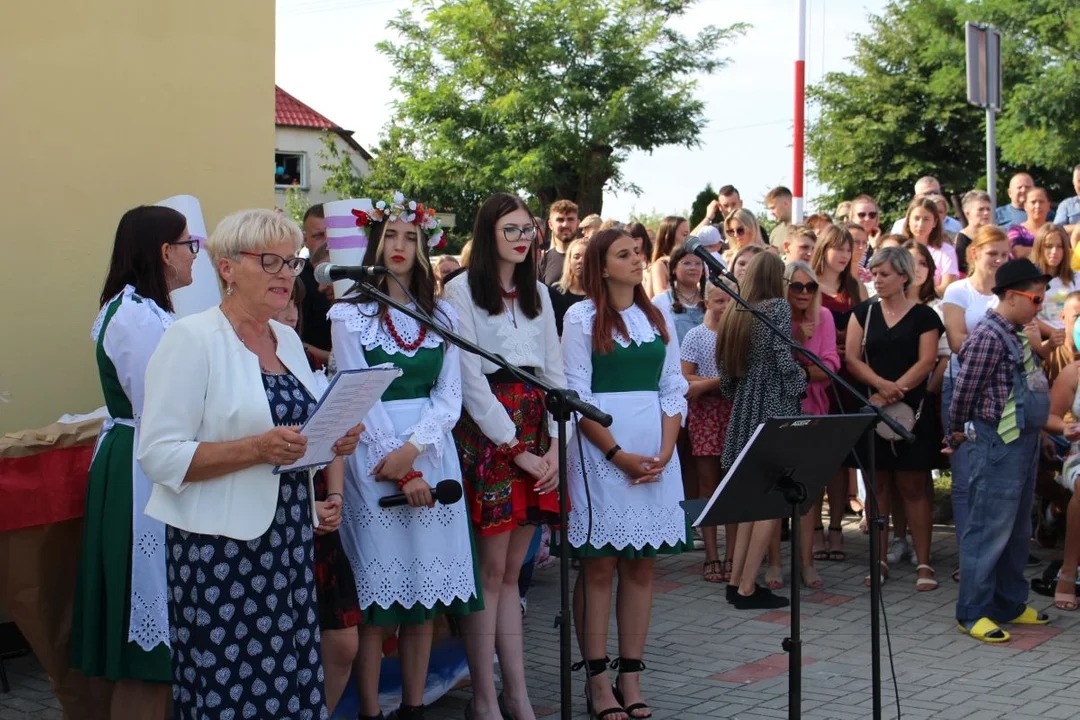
[397,470,423,491]
[499,441,528,460]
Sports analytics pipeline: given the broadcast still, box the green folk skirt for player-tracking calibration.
[361,522,486,627]
[70,425,171,682]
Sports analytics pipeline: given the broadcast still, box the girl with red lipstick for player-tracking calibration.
[443,193,567,720]
[329,193,480,720]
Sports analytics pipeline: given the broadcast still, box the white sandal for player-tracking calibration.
[915,564,938,591]
[864,560,888,587]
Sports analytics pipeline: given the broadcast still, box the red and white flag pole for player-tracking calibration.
[793,0,807,223]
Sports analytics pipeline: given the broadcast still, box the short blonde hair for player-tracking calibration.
[207,209,303,265]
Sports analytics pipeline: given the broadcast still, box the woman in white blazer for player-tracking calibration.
[138,209,361,720]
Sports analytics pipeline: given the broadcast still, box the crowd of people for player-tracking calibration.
[67,164,1080,719]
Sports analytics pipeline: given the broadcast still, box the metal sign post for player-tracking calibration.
[966,22,1002,205]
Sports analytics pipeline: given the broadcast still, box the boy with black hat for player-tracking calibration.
[948,259,1053,642]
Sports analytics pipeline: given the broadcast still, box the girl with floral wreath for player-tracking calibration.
[329,193,481,720]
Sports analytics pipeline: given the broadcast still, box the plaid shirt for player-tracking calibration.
[949,310,1020,432]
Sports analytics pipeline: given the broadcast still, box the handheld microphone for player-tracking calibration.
[314,262,391,285]
[378,479,463,508]
[684,236,739,285]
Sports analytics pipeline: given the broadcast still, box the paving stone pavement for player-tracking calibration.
[4,519,1079,719]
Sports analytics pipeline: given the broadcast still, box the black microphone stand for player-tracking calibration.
[351,278,611,720]
[702,267,912,720]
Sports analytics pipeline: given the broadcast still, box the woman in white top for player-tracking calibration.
[72,206,196,718]
[941,225,1009,568]
[561,228,689,720]
[138,209,362,720]
[442,193,566,720]
[1032,224,1078,335]
[903,196,959,296]
[328,195,479,720]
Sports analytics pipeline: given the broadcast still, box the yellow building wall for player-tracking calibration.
[0,1,275,432]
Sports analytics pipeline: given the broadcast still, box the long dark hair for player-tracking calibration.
[336,218,446,329]
[100,205,187,311]
[467,193,542,319]
[583,229,670,354]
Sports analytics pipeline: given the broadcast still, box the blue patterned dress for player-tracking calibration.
[165,371,328,720]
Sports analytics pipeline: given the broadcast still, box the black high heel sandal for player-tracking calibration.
[611,658,652,719]
[572,656,625,719]
[395,705,425,719]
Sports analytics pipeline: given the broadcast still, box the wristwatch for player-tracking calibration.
[407,436,426,454]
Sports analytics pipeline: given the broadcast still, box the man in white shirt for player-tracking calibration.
[890,176,963,234]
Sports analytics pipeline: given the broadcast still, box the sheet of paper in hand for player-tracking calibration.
[274,367,401,474]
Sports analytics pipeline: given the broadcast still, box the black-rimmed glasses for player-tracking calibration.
[169,237,201,255]
[500,224,539,242]
[237,251,305,276]
[725,226,747,238]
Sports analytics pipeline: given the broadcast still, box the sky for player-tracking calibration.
[276,0,889,219]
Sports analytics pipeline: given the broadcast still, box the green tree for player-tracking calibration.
[283,182,310,225]
[628,206,689,231]
[689,183,717,228]
[806,0,1075,218]
[376,0,747,223]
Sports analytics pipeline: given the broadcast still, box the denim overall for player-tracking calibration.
[956,326,1050,625]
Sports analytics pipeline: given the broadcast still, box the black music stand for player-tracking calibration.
[682,414,873,720]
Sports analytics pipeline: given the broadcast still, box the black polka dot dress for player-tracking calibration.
[165,371,328,720]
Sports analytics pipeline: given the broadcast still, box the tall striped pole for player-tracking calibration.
[793,0,807,223]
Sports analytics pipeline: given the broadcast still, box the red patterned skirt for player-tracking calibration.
[454,380,561,536]
[312,469,362,630]
[688,392,732,457]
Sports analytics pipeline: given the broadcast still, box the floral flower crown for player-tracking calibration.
[350,191,445,251]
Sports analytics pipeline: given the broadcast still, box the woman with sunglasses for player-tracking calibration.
[137,209,363,719]
[722,209,763,264]
[443,193,566,720]
[784,261,840,589]
[72,206,198,717]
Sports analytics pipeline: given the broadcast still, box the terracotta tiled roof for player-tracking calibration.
[275,85,372,160]
[275,85,338,129]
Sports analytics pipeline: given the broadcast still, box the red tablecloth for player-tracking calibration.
[0,445,93,532]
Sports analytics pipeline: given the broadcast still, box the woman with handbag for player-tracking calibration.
[845,246,944,590]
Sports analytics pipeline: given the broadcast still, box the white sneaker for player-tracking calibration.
[886,537,910,565]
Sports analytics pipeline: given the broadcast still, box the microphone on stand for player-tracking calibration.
[314,262,391,285]
[378,479,463,508]
[684,235,739,285]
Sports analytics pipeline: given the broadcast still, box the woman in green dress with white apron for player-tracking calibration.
[560,228,690,720]
[72,205,198,718]
[329,194,480,720]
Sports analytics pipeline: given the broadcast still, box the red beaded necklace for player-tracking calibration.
[384,310,427,351]
[502,288,517,300]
